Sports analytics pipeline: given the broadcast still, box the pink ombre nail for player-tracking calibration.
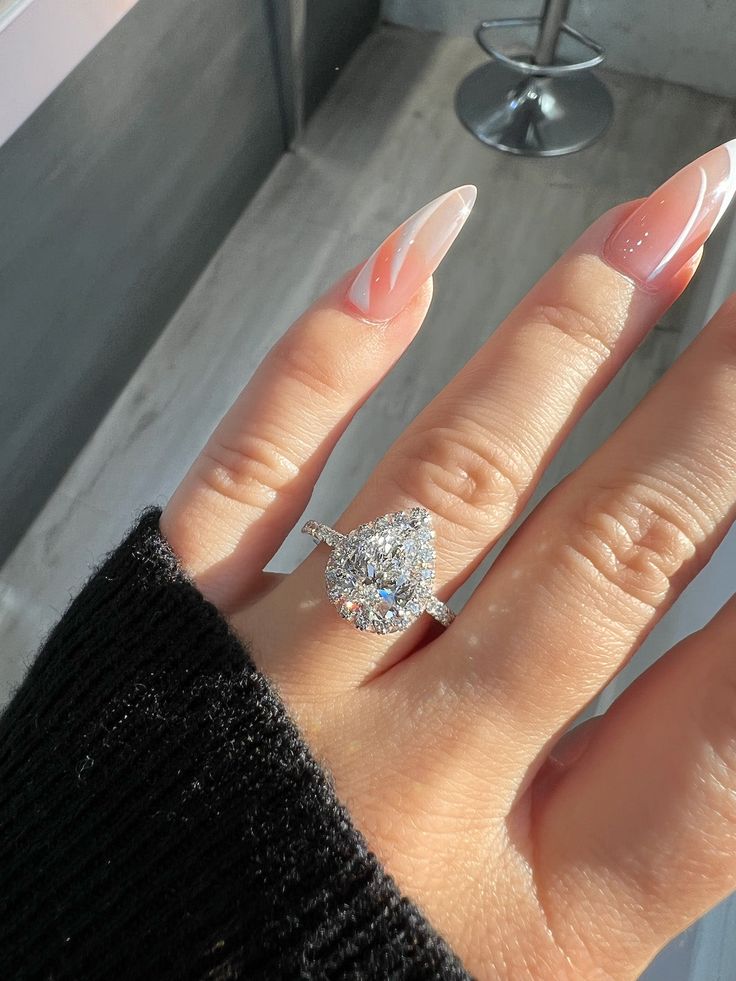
[347,185,477,322]
[604,140,736,288]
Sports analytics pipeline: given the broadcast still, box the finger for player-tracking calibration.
[441,280,736,779]
[535,594,736,977]
[161,186,476,611]
[252,143,734,687]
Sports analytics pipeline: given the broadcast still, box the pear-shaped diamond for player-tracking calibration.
[324,507,436,634]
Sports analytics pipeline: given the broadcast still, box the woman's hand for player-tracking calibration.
[161,143,736,979]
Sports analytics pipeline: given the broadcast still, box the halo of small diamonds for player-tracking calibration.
[303,507,452,634]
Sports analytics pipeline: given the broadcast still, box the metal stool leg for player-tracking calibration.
[455,0,613,157]
[535,0,571,67]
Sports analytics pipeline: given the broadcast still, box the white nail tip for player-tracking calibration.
[648,166,708,282]
[347,251,378,313]
[646,141,736,283]
[713,139,736,229]
[347,185,477,315]
[388,195,447,290]
[457,184,478,211]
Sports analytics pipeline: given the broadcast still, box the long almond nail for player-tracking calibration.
[347,185,477,322]
[604,140,736,288]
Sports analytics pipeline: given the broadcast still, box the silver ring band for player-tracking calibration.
[302,508,455,634]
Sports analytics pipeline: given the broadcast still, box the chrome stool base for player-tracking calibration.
[455,60,613,158]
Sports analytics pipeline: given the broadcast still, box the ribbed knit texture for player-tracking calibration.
[0,510,470,980]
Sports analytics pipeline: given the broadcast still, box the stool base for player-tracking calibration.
[456,60,613,157]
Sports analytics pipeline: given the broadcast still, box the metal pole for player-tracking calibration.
[534,0,570,67]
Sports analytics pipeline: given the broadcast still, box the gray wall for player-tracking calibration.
[0,0,378,563]
[381,0,736,98]
[0,0,283,562]
[305,0,380,118]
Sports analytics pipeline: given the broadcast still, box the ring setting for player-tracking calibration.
[302,507,455,634]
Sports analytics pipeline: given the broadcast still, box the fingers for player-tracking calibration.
[535,594,736,977]
[161,186,475,611]
[442,283,736,779]
[376,141,733,591]
[251,145,734,687]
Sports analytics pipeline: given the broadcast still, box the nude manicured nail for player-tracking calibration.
[347,185,477,322]
[604,140,736,288]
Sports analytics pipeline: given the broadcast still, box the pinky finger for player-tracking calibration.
[534,592,736,978]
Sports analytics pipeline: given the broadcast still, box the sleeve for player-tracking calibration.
[0,510,471,981]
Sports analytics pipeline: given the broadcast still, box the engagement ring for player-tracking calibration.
[302,507,455,634]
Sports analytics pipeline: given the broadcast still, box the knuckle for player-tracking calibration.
[271,335,344,405]
[565,482,704,608]
[390,424,530,531]
[198,430,300,508]
[525,299,613,365]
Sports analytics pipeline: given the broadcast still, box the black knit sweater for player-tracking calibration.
[0,511,470,980]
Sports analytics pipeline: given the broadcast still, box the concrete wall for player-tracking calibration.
[305,0,380,118]
[0,0,378,563]
[0,0,283,563]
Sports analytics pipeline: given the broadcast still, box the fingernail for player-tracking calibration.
[548,716,601,769]
[347,185,477,322]
[604,140,736,288]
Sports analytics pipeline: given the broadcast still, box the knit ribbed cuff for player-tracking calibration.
[0,510,470,980]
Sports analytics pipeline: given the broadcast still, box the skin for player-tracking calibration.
[161,200,736,979]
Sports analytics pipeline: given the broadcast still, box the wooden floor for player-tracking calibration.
[2,26,736,979]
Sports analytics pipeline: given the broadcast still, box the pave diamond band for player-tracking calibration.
[301,522,346,550]
[302,508,456,634]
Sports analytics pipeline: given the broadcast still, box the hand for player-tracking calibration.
[161,144,736,979]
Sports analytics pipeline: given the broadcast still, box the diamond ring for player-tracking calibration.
[301,507,455,634]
